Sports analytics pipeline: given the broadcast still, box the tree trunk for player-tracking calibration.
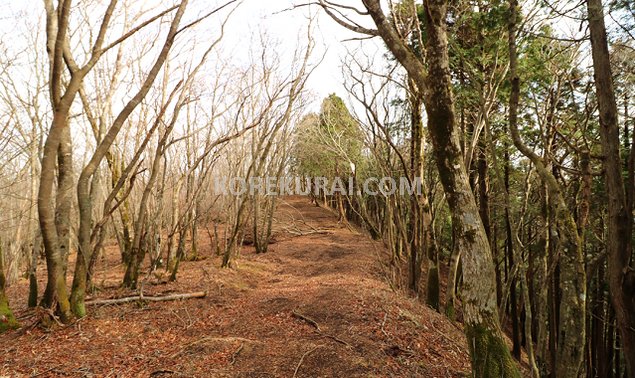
[587,0,635,375]
[508,0,586,375]
[0,241,19,333]
[123,139,165,289]
[504,150,521,360]
[27,126,40,308]
[424,208,439,311]
[446,240,460,320]
[361,1,519,375]
[71,0,189,314]
[535,183,550,375]
[39,111,73,323]
[408,80,424,295]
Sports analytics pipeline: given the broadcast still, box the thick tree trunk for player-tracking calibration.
[423,3,517,376]
[56,127,74,278]
[587,0,635,375]
[39,111,73,323]
[360,1,519,375]
[40,0,99,324]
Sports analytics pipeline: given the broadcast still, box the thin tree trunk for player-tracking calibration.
[508,0,586,375]
[408,80,424,295]
[504,148,521,360]
[71,0,189,316]
[27,127,40,308]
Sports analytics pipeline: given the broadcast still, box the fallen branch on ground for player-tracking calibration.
[282,226,334,237]
[86,291,206,306]
[291,309,352,348]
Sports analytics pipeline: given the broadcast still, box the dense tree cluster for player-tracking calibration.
[293,0,635,376]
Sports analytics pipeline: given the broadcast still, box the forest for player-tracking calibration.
[0,0,634,377]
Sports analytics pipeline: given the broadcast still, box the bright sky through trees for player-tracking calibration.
[1,0,383,111]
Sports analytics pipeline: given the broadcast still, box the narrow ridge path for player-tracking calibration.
[1,196,471,377]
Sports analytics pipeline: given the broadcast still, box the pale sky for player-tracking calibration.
[0,0,586,115]
[0,0,386,112]
[218,0,385,110]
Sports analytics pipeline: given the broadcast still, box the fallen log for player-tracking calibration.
[86,291,207,306]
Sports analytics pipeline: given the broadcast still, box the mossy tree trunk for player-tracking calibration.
[507,0,586,375]
[355,0,520,375]
[587,0,635,375]
[0,242,19,333]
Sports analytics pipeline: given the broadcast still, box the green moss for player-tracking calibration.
[445,300,455,320]
[0,294,19,333]
[465,323,520,378]
[426,266,440,311]
[71,299,86,318]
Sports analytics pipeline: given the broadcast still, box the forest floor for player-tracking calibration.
[1,196,474,377]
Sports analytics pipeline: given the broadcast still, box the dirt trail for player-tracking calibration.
[1,196,471,377]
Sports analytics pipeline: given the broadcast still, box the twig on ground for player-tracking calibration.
[150,369,175,377]
[291,309,352,347]
[293,345,323,377]
[322,333,352,347]
[283,228,334,237]
[230,343,244,365]
[380,312,390,339]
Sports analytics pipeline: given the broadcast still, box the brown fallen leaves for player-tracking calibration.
[1,196,472,377]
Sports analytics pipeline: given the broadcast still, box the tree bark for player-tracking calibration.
[0,241,19,333]
[86,291,206,306]
[408,80,424,295]
[508,0,586,375]
[71,1,189,315]
[359,1,519,375]
[587,0,635,375]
